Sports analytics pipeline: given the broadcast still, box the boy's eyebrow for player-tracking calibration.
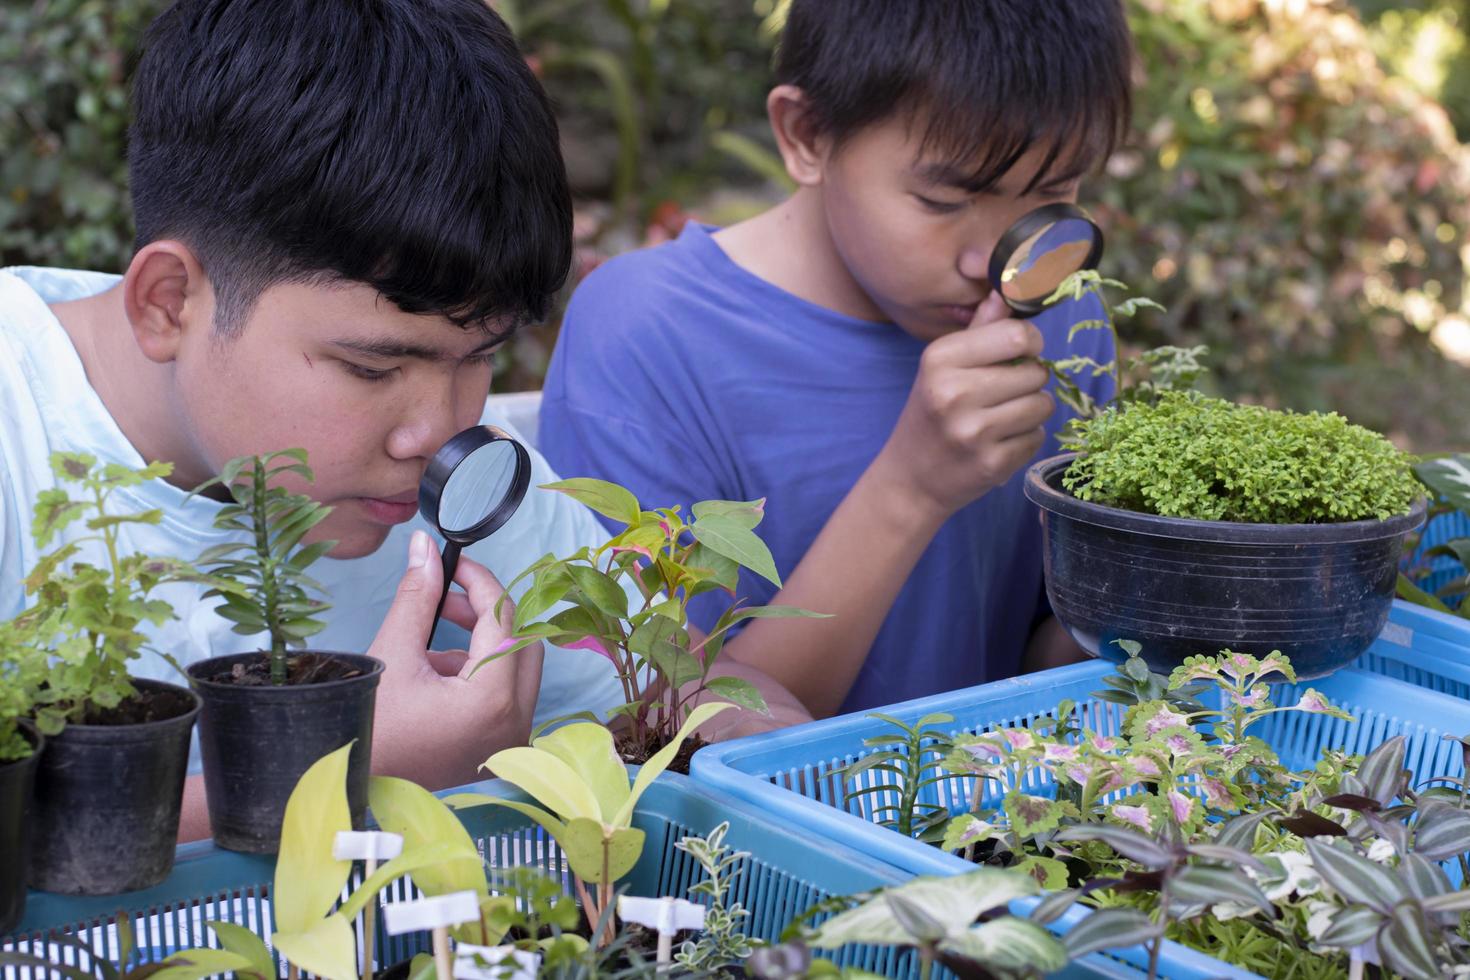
[328,334,508,361]
[915,160,1082,195]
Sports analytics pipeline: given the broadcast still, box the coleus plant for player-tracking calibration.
[486,479,825,753]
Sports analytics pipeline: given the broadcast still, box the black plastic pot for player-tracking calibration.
[1024,454,1427,679]
[28,679,199,895]
[1,722,43,934]
[188,652,382,853]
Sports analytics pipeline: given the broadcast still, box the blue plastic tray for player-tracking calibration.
[692,662,1470,980]
[1405,510,1470,608]
[2,772,1130,979]
[1354,599,1470,698]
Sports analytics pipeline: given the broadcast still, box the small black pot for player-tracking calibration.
[188,652,383,853]
[1,721,43,935]
[1025,454,1427,679]
[28,679,199,895]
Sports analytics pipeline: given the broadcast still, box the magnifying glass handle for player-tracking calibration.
[429,540,462,647]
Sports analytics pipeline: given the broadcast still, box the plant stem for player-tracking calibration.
[251,462,287,685]
[918,946,933,980]
[1148,881,1170,980]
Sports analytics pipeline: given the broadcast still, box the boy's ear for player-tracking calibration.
[767,84,827,188]
[122,241,215,364]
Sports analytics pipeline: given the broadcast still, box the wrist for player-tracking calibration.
[858,447,956,535]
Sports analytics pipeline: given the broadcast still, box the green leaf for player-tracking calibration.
[1055,825,1173,869]
[1317,905,1384,948]
[1413,800,1470,861]
[531,722,630,822]
[691,498,765,530]
[368,777,487,899]
[273,913,358,980]
[1060,907,1163,959]
[613,701,734,828]
[274,742,354,933]
[1004,792,1065,837]
[703,676,769,714]
[541,479,640,527]
[1302,838,1406,914]
[1396,574,1452,613]
[642,640,705,690]
[566,565,628,619]
[1421,890,1470,914]
[1213,810,1269,852]
[204,921,276,979]
[690,514,782,587]
[1357,735,1407,806]
[338,841,482,921]
[810,870,1040,951]
[151,949,258,980]
[1169,865,1272,916]
[1378,903,1441,980]
[1414,455,1470,515]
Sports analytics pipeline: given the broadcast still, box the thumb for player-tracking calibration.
[372,529,444,659]
[969,289,1010,329]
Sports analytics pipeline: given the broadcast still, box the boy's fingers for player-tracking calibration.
[370,530,444,666]
[968,289,1010,328]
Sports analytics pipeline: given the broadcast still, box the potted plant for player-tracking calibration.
[186,449,384,853]
[1025,272,1425,677]
[22,453,204,895]
[487,479,824,767]
[0,612,49,932]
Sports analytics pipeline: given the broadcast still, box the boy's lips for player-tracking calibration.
[938,302,980,326]
[358,493,420,525]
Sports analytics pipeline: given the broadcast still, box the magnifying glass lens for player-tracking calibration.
[438,442,520,534]
[988,204,1105,317]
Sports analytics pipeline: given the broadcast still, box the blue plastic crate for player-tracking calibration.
[1405,509,1470,607]
[692,663,1470,980]
[1,772,1130,979]
[1353,599,1470,698]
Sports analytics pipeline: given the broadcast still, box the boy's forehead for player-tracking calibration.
[252,277,512,353]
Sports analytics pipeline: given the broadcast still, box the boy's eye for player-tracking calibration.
[341,361,396,383]
[915,194,967,214]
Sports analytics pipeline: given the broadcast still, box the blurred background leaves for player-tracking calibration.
[2,0,1467,449]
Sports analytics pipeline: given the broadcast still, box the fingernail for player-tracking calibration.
[408,530,429,569]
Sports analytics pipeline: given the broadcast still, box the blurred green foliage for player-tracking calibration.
[2,0,1468,449]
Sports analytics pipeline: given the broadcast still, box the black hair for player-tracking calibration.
[129,0,572,336]
[774,0,1134,194]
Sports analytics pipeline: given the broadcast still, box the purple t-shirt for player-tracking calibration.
[539,223,1114,713]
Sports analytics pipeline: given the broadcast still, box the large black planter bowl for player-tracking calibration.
[29,679,199,895]
[188,652,382,854]
[1025,454,1428,679]
[0,722,43,933]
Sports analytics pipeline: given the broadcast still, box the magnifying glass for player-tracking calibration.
[417,425,532,641]
[988,203,1105,317]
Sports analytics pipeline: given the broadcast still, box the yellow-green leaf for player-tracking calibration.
[560,818,644,884]
[368,777,487,900]
[338,841,482,920]
[613,702,733,827]
[204,921,274,979]
[273,914,358,980]
[481,745,602,822]
[151,949,257,980]
[274,743,354,933]
[531,723,630,823]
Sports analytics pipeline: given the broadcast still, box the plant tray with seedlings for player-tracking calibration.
[4,756,1138,980]
[693,635,1470,980]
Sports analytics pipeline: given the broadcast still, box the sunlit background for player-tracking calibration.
[3,0,1467,450]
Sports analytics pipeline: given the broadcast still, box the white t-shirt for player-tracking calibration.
[0,266,624,767]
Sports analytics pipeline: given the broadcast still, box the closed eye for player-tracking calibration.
[341,360,397,383]
[915,194,967,214]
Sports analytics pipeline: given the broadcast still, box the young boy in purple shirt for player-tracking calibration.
[540,0,1133,717]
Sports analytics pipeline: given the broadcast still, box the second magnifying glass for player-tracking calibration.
[988,202,1105,318]
[417,425,532,642]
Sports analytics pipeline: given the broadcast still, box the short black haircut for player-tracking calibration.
[129,0,572,336]
[775,0,1133,195]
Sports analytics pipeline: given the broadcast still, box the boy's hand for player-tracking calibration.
[366,530,544,788]
[877,290,1052,517]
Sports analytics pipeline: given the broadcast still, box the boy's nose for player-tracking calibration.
[957,243,992,282]
[386,397,463,463]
